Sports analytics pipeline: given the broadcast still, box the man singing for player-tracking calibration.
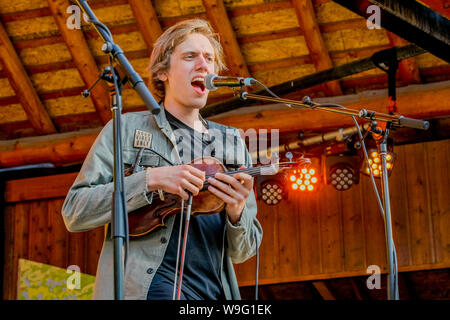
[62,19,262,300]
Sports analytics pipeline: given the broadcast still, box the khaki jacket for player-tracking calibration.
[61,106,262,300]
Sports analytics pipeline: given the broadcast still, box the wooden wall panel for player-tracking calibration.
[277,192,300,277]
[404,143,433,265]
[424,140,450,264]
[47,199,68,268]
[298,192,322,275]
[340,184,366,272]
[387,146,413,267]
[318,187,343,274]
[2,197,104,300]
[359,178,387,271]
[2,139,450,298]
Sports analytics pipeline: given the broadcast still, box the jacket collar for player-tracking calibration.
[154,102,210,132]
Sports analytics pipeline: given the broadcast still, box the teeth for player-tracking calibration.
[192,77,204,83]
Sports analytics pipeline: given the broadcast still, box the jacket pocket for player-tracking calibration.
[123,150,162,175]
[140,153,161,168]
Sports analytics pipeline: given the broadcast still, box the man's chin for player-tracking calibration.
[191,96,209,109]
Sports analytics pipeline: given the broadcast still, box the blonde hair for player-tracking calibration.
[148,19,227,99]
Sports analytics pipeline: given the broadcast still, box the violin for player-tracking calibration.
[127,156,309,237]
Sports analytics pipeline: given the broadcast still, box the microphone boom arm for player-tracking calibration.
[236,90,429,130]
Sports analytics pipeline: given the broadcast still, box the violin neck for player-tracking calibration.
[210,163,288,179]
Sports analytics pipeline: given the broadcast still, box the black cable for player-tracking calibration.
[254,228,260,300]
[110,57,129,270]
[145,148,175,166]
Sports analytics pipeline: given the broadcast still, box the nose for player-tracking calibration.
[196,54,210,71]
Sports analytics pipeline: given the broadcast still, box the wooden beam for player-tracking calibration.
[5,172,77,203]
[312,281,335,300]
[202,0,251,77]
[209,80,450,132]
[128,0,163,55]
[291,0,343,96]
[349,279,364,300]
[46,0,111,125]
[386,32,422,85]
[1,81,448,167]
[0,128,100,168]
[0,22,56,135]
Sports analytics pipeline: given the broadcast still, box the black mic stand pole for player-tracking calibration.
[371,49,400,300]
[377,125,399,300]
[75,0,160,300]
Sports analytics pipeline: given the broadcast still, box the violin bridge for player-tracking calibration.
[158,189,165,201]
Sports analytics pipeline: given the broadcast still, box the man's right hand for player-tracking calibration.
[146,164,205,200]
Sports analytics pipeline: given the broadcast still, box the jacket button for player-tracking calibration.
[146,268,154,274]
[161,237,167,244]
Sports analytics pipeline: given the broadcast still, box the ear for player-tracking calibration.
[157,71,168,82]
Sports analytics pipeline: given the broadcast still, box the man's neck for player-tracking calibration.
[163,98,207,132]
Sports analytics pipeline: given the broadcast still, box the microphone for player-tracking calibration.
[204,73,256,91]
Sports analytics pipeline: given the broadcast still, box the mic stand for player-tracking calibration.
[75,0,160,300]
[377,125,399,300]
[235,89,429,300]
[110,65,127,300]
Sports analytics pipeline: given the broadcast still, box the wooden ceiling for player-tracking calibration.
[0,0,448,141]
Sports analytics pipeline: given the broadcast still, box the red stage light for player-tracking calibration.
[289,166,319,192]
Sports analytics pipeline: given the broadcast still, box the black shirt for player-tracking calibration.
[147,110,225,300]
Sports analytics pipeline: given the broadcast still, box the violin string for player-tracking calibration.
[149,163,299,196]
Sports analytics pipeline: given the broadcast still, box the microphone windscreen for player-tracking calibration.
[204,73,218,91]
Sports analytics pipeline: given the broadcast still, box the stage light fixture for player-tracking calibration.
[289,167,319,192]
[361,148,396,178]
[324,144,361,191]
[260,179,286,205]
[328,163,356,191]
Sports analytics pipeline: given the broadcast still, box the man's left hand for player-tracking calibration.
[207,166,253,224]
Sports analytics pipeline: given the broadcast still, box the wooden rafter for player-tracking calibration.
[349,279,364,300]
[46,0,111,125]
[128,0,163,55]
[0,22,56,135]
[291,0,343,96]
[312,281,335,300]
[386,32,422,85]
[202,0,251,77]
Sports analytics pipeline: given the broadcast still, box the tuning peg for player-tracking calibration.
[285,152,293,162]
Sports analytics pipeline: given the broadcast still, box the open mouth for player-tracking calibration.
[191,77,206,95]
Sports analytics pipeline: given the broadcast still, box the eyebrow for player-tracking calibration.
[181,50,215,57]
